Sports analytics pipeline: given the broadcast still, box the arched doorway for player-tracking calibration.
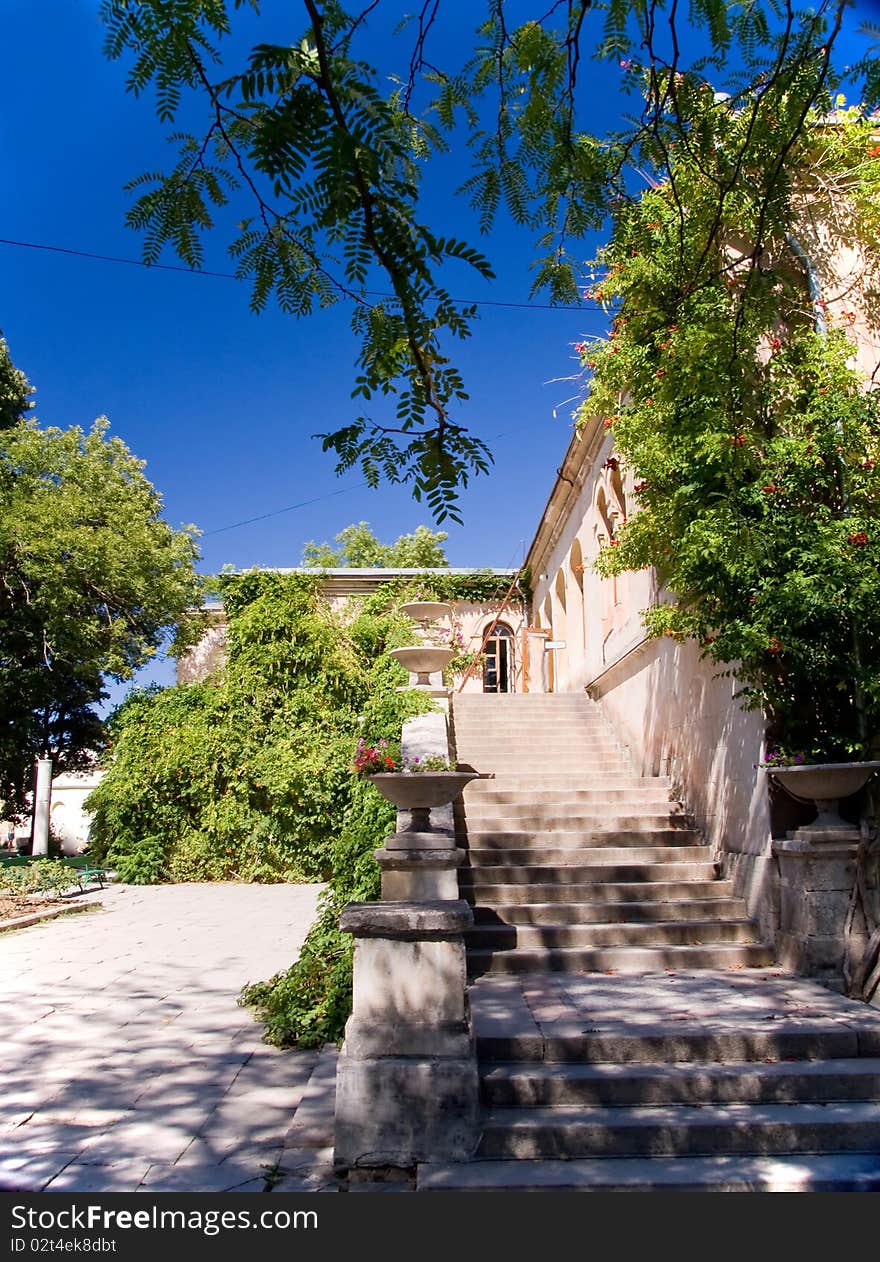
[483,622,515,693]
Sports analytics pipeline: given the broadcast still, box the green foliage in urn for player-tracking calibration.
[582,98,880,762]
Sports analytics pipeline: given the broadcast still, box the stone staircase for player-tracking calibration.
[428,692,880,1191]
[452,692,773,975]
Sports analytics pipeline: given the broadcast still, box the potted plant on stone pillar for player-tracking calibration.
[350,739,480,833]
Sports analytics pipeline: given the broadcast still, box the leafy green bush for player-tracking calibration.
[240,777,392,1047]
[88,570,433,1044]
[237,588,434,1048]
[87,573,404,884]
[1,858,77,905]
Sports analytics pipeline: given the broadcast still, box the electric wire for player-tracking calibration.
[0,235,605,313]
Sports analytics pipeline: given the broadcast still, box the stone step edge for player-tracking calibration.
[416,1153,880,1192]
[479,1057,880,1093]
[466,943,777,973]
[471,897,745,912]
[461,866,721,882]
[480,1100,880,1129]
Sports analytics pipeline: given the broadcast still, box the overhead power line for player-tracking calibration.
[203,480,373,536]
[0,235,603,314]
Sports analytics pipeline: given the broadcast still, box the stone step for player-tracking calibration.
[458,757,628,771]
[464,773,649,787]
[463,812,693,831]
[462,787,679,805]
[464,843,707,864]
[457,731,613,737]
[417,1153,880,1192]
[459,862,721,885]
[479,1058,880,1107]
[461,879,737,903]
[467,942,776,975]
[466,920,761,950]
[455,734,621,747]
[455,720,606,731]
[475,1102,880,1159]
[474,1018,866,1065]
[471,898,749,924]
[454,696,597,706]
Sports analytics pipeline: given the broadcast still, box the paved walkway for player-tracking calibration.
[0,883,339,1193]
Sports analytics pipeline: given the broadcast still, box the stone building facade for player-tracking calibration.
[177,569,531,695]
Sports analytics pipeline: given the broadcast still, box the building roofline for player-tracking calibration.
[237,567,515,577]
[196,566,517,609]
[524,412,608,579]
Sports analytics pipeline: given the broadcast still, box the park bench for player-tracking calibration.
[73,865,107,892]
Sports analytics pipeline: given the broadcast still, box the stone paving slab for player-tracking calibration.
[0,882,331,1193]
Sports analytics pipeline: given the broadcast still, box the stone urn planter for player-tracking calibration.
[368,770,480,832]
[399,601,454,624]
[388,645,456,689]
[769,761,880,834]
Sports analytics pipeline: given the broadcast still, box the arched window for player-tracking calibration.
[569,537,586,657]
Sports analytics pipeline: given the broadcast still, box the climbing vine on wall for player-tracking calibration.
[87,572,431,884]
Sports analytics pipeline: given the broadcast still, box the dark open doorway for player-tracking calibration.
[483,623,515,693]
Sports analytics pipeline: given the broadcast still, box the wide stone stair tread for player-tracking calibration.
[466,942,776,974]
[417,1153,880,1192]
[464,845,708,865]
[471,898,749,924]
[463,789,679,805]
[462,879,737,903]
[460,861,721,884]
[480,1058,880,1106]
[460,753,622,764]
[463,813,694,830]
[466,919,760,949]
[467,772,666,782]
[476,1101,880,1159]
[474,1024,873,1066]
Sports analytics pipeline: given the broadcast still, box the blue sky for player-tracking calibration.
[0,2,613,576]
[0,1,876,697]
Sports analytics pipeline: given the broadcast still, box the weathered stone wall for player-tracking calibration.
[176,615,228,684]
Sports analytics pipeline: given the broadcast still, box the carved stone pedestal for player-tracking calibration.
[773,830,869,990]
[334,900,479,1174]
[376,829,464,901]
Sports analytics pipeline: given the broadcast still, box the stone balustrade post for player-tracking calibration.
[773,826,870,991]
[334,708,480,1179]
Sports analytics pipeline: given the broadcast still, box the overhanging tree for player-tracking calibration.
[0,377,202,812]
[100,0,879,522]
[583,98,880,762]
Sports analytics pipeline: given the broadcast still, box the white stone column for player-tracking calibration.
[32,757,53,857]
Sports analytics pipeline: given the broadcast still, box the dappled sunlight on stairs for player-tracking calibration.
[422,693,880,1191]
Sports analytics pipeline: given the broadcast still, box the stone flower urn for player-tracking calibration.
[388,644,456,689]
[399,600,454,625]
[367,770,480,832]
[391,600,456,691]
[769,761,880,834]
